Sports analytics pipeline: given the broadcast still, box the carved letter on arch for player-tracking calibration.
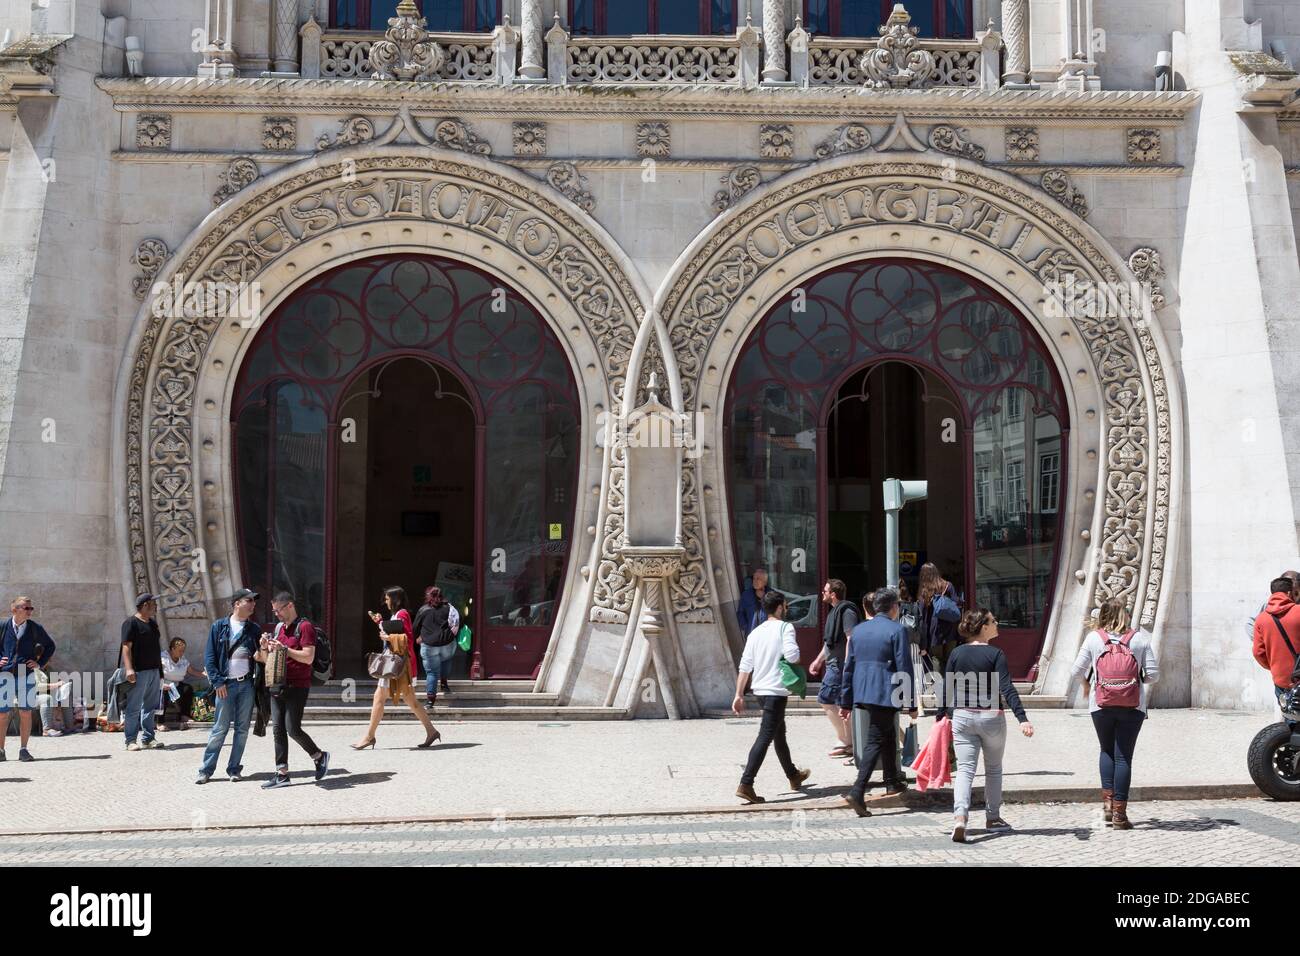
[663,161,1174,630]
[125,155,642,624]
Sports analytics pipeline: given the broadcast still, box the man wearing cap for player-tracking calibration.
[197,589,263,784]
[121,593,164,751]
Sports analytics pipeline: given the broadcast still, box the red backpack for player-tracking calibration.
[1094,629,1141,708]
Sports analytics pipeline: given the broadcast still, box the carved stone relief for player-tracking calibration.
[212,157,261,206]
[137,114,172,151]
[760,123,794,159]
[661,161,1174,629]
[1005,126,1039,162]
[814,123,872,159]
[860,5,935,89]
[513,121,547,156]
[636,122,671,158]
[1128,247,1167,311]
[1127,128,1161,163]
[1040,168,1089,218]
[263,116,297,151]
[127,155,641,623]
[316,116,376,151]
[712,164,762,215]
[368,0,446,81]
[434,119,491,156]
[546,161,595,212]
[130,239,170,301]
[928,125,985,161]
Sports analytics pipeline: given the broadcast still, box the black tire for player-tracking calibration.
[1247,722,1300,800]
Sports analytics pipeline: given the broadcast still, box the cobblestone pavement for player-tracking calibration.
[0,709,1264,833]
[1,799,1296,865]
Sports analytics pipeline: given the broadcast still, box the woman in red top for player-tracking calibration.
[351,586,439,750]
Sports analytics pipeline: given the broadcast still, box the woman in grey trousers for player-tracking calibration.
[1069,597,1160,830]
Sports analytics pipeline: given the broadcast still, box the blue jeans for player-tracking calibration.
[419,642,454,697]
[123,669,161,745]
[199,678,255,777]
[1091,708,1145,801]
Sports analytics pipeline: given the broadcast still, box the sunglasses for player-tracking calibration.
[14,606,33,612]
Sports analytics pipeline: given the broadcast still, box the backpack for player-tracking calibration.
[928,592,960,649]
[1094,629,1141,708]
[282,619,332,683]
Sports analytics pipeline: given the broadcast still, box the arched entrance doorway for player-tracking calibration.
[725,259,1069,678]
[231,254,581,679]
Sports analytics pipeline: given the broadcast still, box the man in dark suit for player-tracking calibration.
[839,587,916,817]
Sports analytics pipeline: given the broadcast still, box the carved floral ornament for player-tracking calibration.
[661,160,1175,629]
[861,4,936,89]
[125,155,641,623]
[368,0,446,81]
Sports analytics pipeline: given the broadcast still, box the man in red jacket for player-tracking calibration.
[1253,577,1300,722]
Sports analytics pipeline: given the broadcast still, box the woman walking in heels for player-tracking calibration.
[352,586,441,750]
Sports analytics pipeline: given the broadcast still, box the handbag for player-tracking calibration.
[367,649,407,680]
[263,641,287,693]
[777,624,807,698]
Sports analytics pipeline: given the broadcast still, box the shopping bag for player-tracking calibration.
[456,624,472,653]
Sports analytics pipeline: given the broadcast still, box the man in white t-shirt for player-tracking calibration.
[732,589,811,804]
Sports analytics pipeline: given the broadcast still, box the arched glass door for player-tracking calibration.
[725,259,1068,678]
[232,254,580,679]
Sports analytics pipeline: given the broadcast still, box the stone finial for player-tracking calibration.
[860,3,936,89]
[369,0,446,81]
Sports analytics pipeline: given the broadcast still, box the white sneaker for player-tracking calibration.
[126,742,142,751]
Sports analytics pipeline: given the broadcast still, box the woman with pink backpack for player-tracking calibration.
[1069,597,1160,830]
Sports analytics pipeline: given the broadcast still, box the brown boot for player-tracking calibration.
[1102,789,1114,825]
[1111,799,1133,830]
[788,768,812,790]
[735,784,765,804]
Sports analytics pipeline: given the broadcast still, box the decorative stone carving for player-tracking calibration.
[513,121,547,156]
[928,124,985,161]
[1040,168,1089,217]
[814,123,872,159]
[130,239,170,301]
[273,0,299,74]
[197,0,237,79]
[860,3,936,90]
[316,115,376,151]
[137,114,172,151]
[712,164,762,214]
[1005,126,1039,162]
[433,118,491,155]
[567,41,740,84]
[621,548,685,580]
[760,123,794,159]
[1127,247,1167,311]
[636,122,671,158]
[661,161,1173,629]
[519,0,545,80]
[212,157,260,206]
[368,0,446,81]
[546,162,595,212]
[263,116,296,151]
[1001,0,1029,85]
[875,111,928,151]
[1127,128,1160,163]
[761,0,787,82]
[127,154,641,623]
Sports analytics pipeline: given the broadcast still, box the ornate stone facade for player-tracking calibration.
[1128,128,1161,163]
[760,124,794,159]
[262,116,296,151]
[712,164,762,214]
[513,121,547,156]
[1005,126,1039,162]
[636,122,671,158]
[546,161,595,212]
[928,124,986,161]
[136,114,171,150]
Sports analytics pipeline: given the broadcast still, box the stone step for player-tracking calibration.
[311,689,562,705]
[299,704,623,721]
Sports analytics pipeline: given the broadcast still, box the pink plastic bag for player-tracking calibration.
[910,716,953,792]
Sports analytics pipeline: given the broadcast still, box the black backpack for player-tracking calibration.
[285,619,332,683]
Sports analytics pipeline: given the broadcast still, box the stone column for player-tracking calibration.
[1000,0,1029,85]
[761,0,787,83]
[546,13,568,84]
[787,16,810,87]
[737,15,760,89]
[519,0,545,80]
[273,0,299,73]
[197,0,238,79]
[1057,0,1098,90]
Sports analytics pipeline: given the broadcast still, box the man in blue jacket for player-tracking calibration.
[0,596,55,762]
[839,587,916,817]
[197,589,263,784]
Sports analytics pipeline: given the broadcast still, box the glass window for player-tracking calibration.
[570,1,734,34]
[334,0,500,31]
[607,2,650,33]
[1039,451,1060,513]
[1005,388,1024,423]
[801,1,972,38]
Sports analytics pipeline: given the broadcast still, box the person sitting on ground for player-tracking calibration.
[159,638,208,731]
[35,667,77,737]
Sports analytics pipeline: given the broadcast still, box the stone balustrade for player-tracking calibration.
[313,28,998,89]
[317,30,497,81]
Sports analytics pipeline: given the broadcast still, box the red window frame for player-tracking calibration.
[802,0,974,39]
[568,0,739,35]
